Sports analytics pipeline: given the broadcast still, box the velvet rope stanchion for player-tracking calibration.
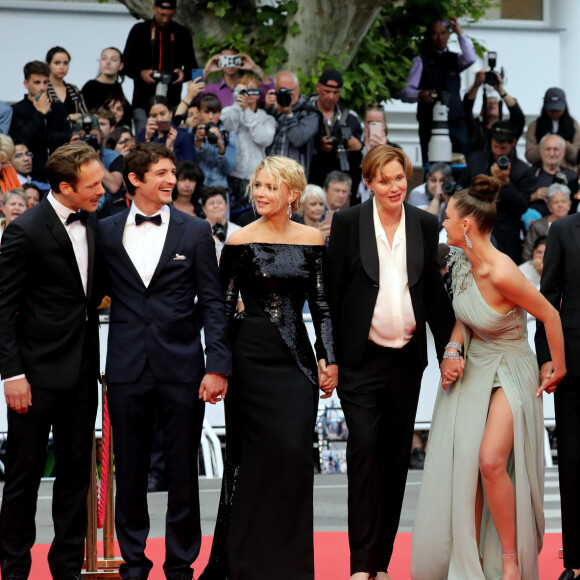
[82,374,123,578]
[97,393,111,529]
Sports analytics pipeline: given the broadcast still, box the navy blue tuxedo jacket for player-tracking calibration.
[98,205,232,384]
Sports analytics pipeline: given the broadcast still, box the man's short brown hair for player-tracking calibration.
[45,141,99,193]
[23,60,50,80]
[123,142,176,196]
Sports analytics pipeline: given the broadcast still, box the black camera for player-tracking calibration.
[275,88,293,108]
[204,122,219,145]
[152,71,173,85]
[441,180,461,196]
[555,171,568,185]
[79,115,100,151]
[484,52,505,88]
[212,222,227,242]
[328,124,353,172]
[496,155,510,170]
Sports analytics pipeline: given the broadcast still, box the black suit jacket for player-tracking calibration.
[98,205,231,384]
[535,212,580,376]
[0,197,100,388]
[327,200,454,369]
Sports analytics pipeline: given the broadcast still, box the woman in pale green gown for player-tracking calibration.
[411,175,566,580]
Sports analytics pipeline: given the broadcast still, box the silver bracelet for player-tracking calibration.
[446,341,463,354]
[443,351,460,360]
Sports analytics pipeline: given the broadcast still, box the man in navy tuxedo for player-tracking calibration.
[0,141,104,580]
[98,142,231,580]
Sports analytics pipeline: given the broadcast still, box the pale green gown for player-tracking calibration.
[411,250,544,580]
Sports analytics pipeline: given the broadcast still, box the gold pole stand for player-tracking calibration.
[83,375,123,578]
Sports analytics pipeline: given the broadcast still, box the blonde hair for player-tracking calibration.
[247,156,307,213]
[0,135,15,163]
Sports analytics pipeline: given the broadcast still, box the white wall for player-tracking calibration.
[0,1,137,104]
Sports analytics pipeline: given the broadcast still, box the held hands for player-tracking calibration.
[440,356,465,390]
[199,373,228,404]
[5,377,32,413]
[537,361,566,397]
[318,360,338,399]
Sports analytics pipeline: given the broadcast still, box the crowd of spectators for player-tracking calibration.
[0,4,579,273]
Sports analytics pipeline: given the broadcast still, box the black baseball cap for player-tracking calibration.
[491,121,515,143]
[318,69,343,88]
[154,0,176,8]
[544,87,567,111]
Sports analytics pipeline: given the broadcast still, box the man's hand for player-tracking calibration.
[531,187,548,202]
[140,69,155,85]
[491,162,510,184]
[5,377,32,414]
[418,90,435,104]
[265,89,277,109]
[199,373,227,404]
[449,14,462,35]
[320,136,335,153]
[346,136,363,152]
[33,93,51,115]
[172,69,185,84]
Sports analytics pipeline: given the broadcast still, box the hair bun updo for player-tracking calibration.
[467,174,502,204]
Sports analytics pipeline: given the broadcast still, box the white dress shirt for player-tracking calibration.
[47,192,89,296]
[123,202,170,287]
[368,199,416,348]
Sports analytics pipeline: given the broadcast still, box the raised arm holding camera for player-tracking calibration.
[197,49,274,108]
[463,57,525,153]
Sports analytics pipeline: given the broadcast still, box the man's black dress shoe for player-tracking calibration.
[558,570,578,580]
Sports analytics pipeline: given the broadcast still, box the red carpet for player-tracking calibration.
[28,532,564,579]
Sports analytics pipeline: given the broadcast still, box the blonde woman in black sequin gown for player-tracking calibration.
[201,156,338,580]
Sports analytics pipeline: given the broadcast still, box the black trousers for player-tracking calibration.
[555,373,580,570]
[338,340,422,575]
[107,362,205,580]
[0,381,97,580]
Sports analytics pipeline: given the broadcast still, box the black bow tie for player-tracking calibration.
[135,213,162,226]
[65,210,88,225]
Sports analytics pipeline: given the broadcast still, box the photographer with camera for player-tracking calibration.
[308,69,363,195]
[459,121,536,263]
[400,15,476,164]
[123,0,198,136]
[201,186,241,262]
[221,74,275,210]
[138,95,195,162]
[198,48,274,108]
[194,93,236,188]
[529,134,578,217]
[265,70,320,178]
[463,64,525,153]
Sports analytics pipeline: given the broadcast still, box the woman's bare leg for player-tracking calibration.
[479,388,520,580]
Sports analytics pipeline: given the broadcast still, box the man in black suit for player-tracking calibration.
[327,145,455,579]
[98,142,231,580]
[0,141,105,580]
[535,211,580,580]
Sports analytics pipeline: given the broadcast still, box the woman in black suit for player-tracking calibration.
[327,145,455,580]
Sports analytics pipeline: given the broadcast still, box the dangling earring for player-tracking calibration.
[464,232,472,249]
[287,202,292,218]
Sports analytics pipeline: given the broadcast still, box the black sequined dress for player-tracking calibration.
[201,243,336,580]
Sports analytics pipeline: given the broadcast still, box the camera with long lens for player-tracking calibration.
[484,52,505,88]
[554,171,568,185]
[152,71,173,97]
[212,222,227,242]
[496,155,510,170]
[275,88,293,108]
[79,115,100,151]
[428,91,452,163]
[328,124,353,172]
[204,122,219,145]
